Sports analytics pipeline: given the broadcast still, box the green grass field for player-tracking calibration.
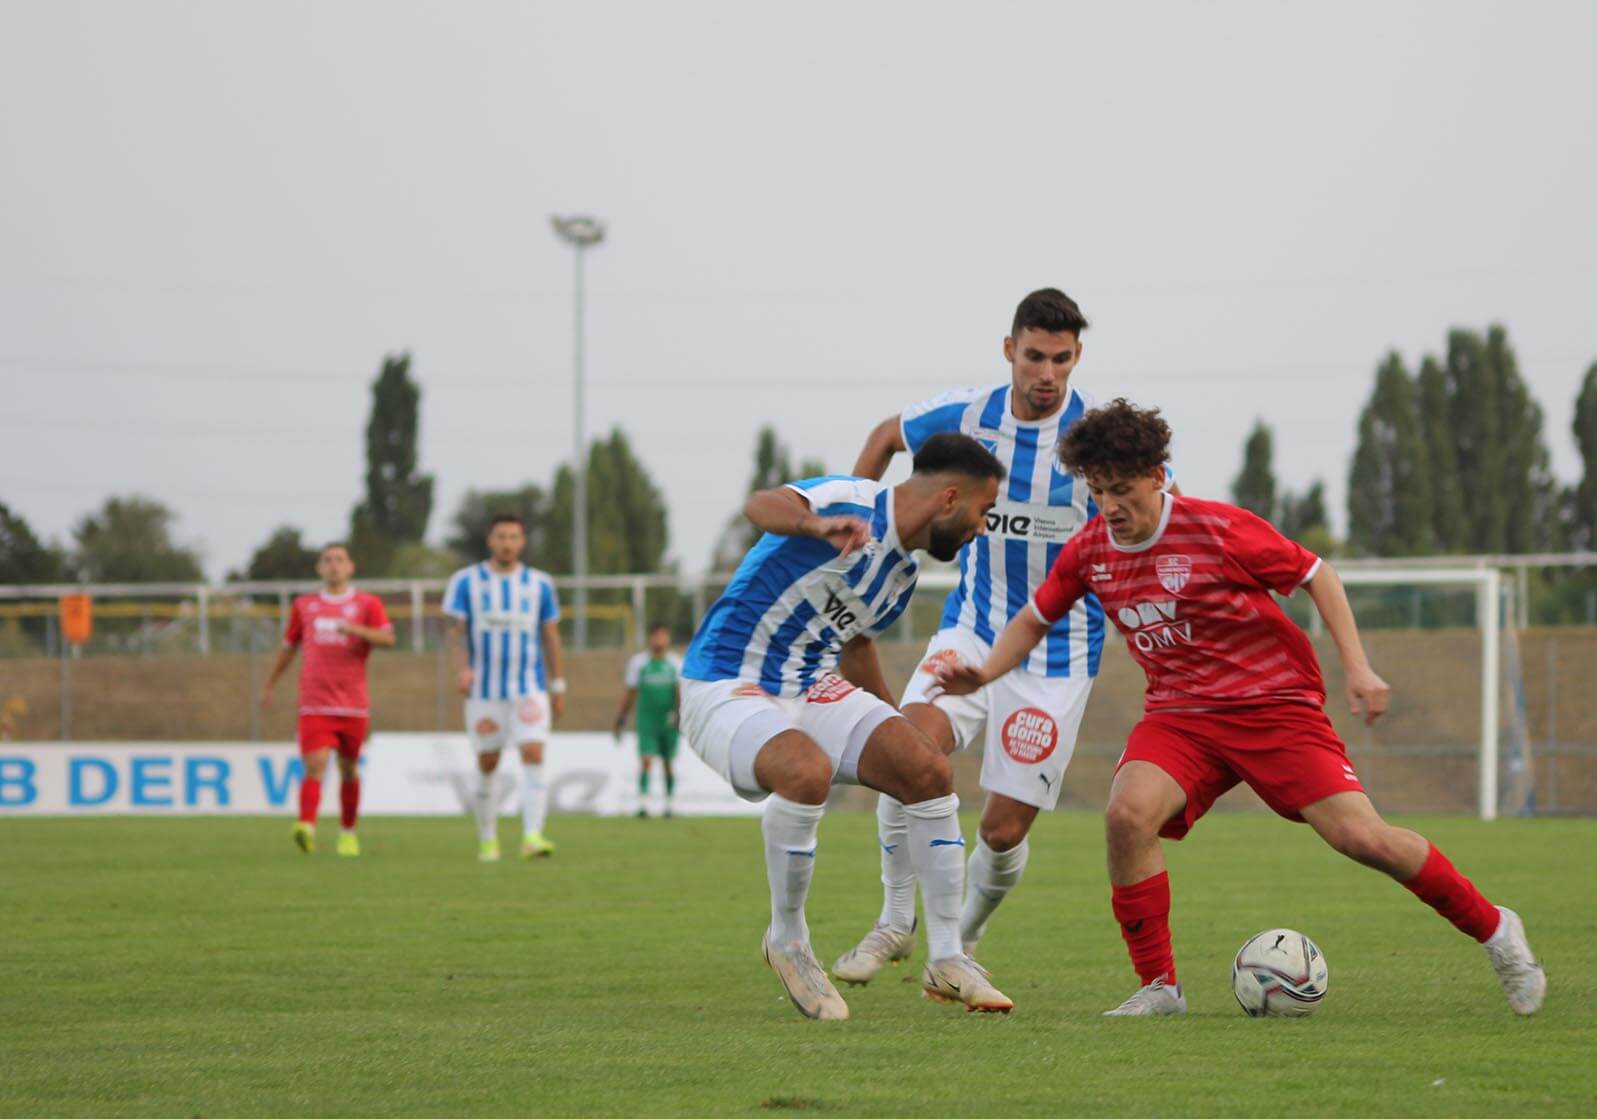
[5,811,1594,1118]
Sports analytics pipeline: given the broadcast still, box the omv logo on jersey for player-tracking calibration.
[1115,600,1195,652]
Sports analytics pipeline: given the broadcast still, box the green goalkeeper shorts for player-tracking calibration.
[637,724,680,761]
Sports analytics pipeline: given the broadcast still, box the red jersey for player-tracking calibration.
[283,590,392,717]
[1032,495,1324,712]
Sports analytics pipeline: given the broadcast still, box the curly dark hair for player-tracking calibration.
[1057,398,1170,478]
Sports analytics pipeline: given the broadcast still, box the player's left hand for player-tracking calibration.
[930,658,987,697]
[1345,665,1390,725]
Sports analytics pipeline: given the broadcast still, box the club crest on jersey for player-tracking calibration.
[970,430,1001,458]
[804,674,858,705]
[1156,554,1193,595]
[919,648,962,675]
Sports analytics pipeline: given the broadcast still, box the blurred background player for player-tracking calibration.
[612,623,683,817]
[936,399,1545,1017]
[681,434,1012,1019]
[259,543,395,856]
[835,288,1177,984]
[444,514,565,862]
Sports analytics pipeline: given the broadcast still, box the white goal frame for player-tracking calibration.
[915,563,1506,820]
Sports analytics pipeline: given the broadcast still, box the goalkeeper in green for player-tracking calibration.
[613,624,683,817]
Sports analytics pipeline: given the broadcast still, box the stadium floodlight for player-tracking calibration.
[550,214,606,649]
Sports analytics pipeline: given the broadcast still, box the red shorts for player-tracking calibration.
[1117,705,1364,840]
[298,715,369,758]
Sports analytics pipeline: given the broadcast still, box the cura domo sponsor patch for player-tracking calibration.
[804,675,859,705]
[1001,707,1058,764]
[517,696,546,724]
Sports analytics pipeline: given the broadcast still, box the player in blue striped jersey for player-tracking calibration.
[444,513,565,863]
[681,434,1014,1019]
[833,288,1179,985]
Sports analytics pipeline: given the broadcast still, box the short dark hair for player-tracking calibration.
[319,542,350,559]
[911,432,1006,483]
[1012,288,1089,340]
[648,622,671,636]
[1057,398,1170,478]
[488,513,525,531]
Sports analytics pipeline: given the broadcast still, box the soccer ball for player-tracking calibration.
[1231,928,1329,1018]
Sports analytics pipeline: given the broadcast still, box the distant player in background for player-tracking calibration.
[934,399,1545,1017]
[835,288,1177,984]
[444,514,565,862]
[613,623,683,817]
[259,543,395,856]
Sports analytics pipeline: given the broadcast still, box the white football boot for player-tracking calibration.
[764,934,849,1021]
[922,955,1013,1013]
[1484,907,1546,1016]
[831,921,916,986]
[1104,978,1187,1017]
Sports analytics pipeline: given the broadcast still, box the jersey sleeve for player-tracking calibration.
[785,475,877,519]
[364,595,393,632]
[1031,535,1091,624]
[1221,508,1321,595]
[899,388,985,453]
[623,653,644,689]
[538,578,560,624]
[443,570,472,621]
[283,600,304,647]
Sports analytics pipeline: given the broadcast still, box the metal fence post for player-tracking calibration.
[197,585,211,656]
[59,638,71,741]
[631,577,646,649]
[410,582,424,653]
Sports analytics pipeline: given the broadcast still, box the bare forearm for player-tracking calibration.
[1306,564,1370,672]
[344,623,396,647]
[851,417,904,480]
[263,647,297,691]
[840,639,894,704]
[745,489,822,537]
[979,610,1052,684]
[542,624,564,682]
[614,690,636,726]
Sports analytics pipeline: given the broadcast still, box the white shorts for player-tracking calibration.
[679,675,900,802]
[899,628,1092,811]
[464,694,550,754]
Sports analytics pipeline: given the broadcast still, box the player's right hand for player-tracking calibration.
[930,658,987,697]
[457,668,474,697]
[807,514,870,558]
[257,687,273,711]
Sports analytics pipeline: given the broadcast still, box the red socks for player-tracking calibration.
[1112,870,1177,986]
[298,777,321,825]
[340,779,360,830]
[1403,843,1501,942]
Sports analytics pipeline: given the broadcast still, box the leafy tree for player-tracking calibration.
[542,429,671,574]
[71,497,204,582]
[1279,480,1327,539]
[349,352,434,574]
[448,485,549,565]
[1230,421,1277,518]
[387,542,463,578]
[1570,362,1597,552]
[1347,354,1433,556]
[713,427,826,570]
[235,526,320,581]
[0,501,66,584]
[1416,357,1468,552]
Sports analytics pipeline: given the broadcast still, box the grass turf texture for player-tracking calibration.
[5,812,1593,1118]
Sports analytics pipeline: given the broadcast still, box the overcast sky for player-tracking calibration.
[3,1,1594,580]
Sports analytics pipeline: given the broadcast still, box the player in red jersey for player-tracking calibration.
[260,543,396,856]
[934,399,1545,1017]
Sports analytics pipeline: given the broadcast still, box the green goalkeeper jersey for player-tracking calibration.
[625,651,681,731]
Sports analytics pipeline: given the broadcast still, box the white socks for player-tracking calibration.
[521,762,548,836]
[961,837,1029,947]
[875,795,917,933]
[763,795,825,945]
[903,794,966,960]
[473,773,497,842]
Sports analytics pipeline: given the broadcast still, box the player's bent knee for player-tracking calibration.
[980,818,1029,852]
[1104,795,1162,840]
[1324,823,1392,870]
[903,751,954,803]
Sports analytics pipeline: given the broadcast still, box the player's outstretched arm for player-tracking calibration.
[1305,562,1390,725]
[839,635,894,703]
[852,415,907,480]
[258,645,298,709]
[934,608,1051,695]
[744,487,869,557]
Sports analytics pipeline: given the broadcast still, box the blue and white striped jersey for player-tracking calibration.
[684,476,920,697]
[901,384,1106,679]
[443,563,561,699]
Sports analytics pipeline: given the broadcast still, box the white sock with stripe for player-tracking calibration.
[874,795,917,933]
[903,794,964,960]
[520,762,547,836]
[763,794,825,945]
[961,837,1029,948]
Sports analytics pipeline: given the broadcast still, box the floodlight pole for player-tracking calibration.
[550,215,605,649]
